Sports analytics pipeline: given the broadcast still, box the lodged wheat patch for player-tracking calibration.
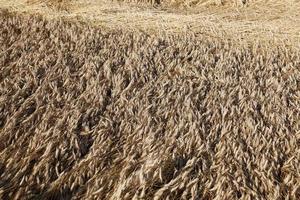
[0,4,300,200]
[26,0,72,10]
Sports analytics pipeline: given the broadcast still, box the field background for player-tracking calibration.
[1,0,300,44]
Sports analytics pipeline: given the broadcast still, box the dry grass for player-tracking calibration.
[0,0,300,199]
[26,0,72,10]
[20,0,300,10]
[2,0,299,45]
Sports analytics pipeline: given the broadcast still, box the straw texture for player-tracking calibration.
[0,1,300,199]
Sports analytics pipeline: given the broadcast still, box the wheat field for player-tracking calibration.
[0,0,300,199]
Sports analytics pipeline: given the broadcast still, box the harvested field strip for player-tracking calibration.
[1,9,300,199]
